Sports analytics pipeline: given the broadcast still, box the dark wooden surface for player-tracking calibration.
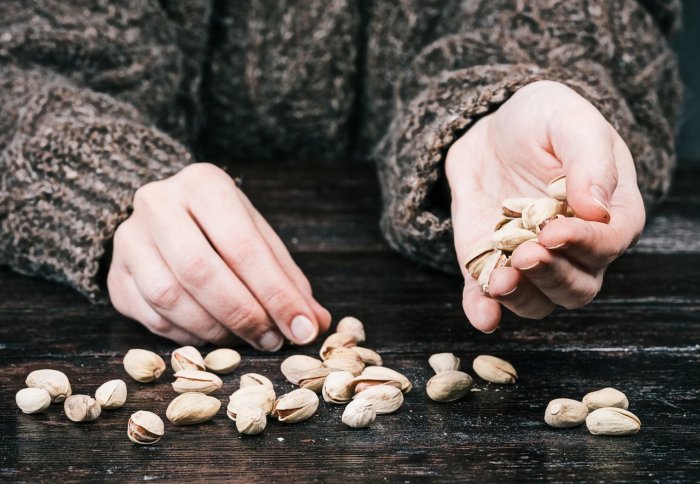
[1,162,699,483]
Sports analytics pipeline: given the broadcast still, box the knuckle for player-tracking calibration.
[144,280,183,311]
[144,313,172,334]
[181,162,223,180]
[112,220,131,250]
[177,254,213,288]
[262,283,295,309]
[222,303,266,335]
[228,237,259,269]
[133,182,160,210]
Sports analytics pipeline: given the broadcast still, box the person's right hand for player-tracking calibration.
[107,163,331,350]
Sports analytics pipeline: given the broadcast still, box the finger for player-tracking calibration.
[186,173,322,345]
[550,110,617,223]
[238,191,332,334]
[462,282,502,333]
[122,231,239,346]
[132,195,285,352]
[510,241,602,309]
[107,266,204,345]
[487,267,556,318]
[536,217,625,271]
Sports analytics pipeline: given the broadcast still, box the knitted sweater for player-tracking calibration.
[0,0,683,301]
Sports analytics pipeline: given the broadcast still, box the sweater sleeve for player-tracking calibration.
[369,0,683,273]
[0,2,194,301]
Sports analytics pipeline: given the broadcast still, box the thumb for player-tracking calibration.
[551,116,618,224]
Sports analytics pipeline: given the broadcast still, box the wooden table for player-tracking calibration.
[1,162,699,482]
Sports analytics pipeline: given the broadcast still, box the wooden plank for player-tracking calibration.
[1,351,698,482]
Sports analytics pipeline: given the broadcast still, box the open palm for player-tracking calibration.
[446,81,645,333]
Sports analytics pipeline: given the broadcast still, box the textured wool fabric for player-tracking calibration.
[0,0,683,300]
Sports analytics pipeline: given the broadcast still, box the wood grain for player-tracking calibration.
[1,162,699,482]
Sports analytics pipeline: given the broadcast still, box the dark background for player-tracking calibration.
[675,0,700,161]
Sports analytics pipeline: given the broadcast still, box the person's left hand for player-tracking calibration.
[445,80,646,333]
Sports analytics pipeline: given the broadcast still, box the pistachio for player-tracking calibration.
[128,410,164,445]
[323,347,365,376]
[426,370,473,402]
[171,346,206,372]
[281,355,323,385]
[342,398,376,429]
[477,250,508,294]
[473,355,517,384]
[123,349,166,383]
[464,241,495,279]
[298,367,335,393]
[336,316,366,344]
[64,395,101,422]
[492,226,538,252]
[204,348,241,375]
[25,369,72,403]
[352,347,383,366]
[352,384,403,414]
[428,353,461,374]
[521,198,567,231]
[240,373,274,390]
[15,387,51,414]
[546,175,567,201]
[166,392,221,425]
[586,407,641,436]
[355,366,413,394]
[235,406,267,435]
[544,398,589,428]
[536,213,565,234]
[319,332,357,360]
[94,379,127,410]
[495,217,524,232]
[582,387,629,411]
[172,370,223,394]
[502,197,538,218]
[227,386,275,420]
[272,388,319,424]
[322,370,355,404]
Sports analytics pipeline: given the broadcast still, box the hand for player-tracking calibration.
[107,163,331,349]
[446,80,645,333]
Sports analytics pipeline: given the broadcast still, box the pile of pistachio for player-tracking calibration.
[544,387,640,435]
[426,354,517,402]
[278,316,410,429]
[465,175,574,294]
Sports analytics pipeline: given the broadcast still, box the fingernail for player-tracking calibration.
[259,331,284,352]
[482,326,499,334]
[544,242,569,250]
[519,261,541,271]
[290,315,317,344]
[590,185,611,219]
[500,287,518,297]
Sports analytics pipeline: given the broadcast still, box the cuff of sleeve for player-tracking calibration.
[373,62,649,273]
[0,117,191,302]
